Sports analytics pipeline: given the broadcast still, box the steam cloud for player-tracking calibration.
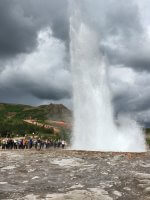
[70,0,146,152]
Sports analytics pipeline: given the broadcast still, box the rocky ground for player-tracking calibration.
[0,149,150,200]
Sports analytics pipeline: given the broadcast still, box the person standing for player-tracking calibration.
[61,140,65,149]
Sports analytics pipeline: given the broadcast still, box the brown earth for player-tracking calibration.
[24,119,60,133]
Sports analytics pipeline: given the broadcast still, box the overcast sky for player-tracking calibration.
[0,0,150,126]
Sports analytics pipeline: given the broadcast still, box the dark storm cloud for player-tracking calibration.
[84,0,150,123]
[0,0,68,58]
[0,0,37,57]
[113,89,150,126]
[101,47,150,72]
[73,0,150,73]
[97,0,150,72]
[0,0,71,104]
[97,1,150,72]
[114,92,150,114]
[0,0,150,125]
[0,0,148,71]
[30,86,71,101]
[0,27,71,103]
[20,0,69,42]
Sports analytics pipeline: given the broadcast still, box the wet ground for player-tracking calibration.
[0,149,150,200]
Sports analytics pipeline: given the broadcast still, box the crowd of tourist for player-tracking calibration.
[0,138,66,150]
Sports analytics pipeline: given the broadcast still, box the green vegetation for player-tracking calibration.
[146,138,150,146]
[0,103,71,121]
[145,128,150,135]
[0,119,54,138]
[55,128,71,141]
[1,102,149,146]
[145,128,150,147]
[0,103,71,141]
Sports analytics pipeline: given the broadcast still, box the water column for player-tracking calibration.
[70,0,146,152]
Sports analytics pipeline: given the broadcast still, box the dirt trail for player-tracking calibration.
[24,119,60,133]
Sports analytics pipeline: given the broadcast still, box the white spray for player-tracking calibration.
[70,0,146,152]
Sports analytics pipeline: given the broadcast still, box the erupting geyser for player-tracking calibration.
[70,0,146,152]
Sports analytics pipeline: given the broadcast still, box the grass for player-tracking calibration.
[0,103,71,140]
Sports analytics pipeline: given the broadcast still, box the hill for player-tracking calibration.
[0,103,71,121]
[0,103,72,140]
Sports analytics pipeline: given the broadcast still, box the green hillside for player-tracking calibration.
[0,102,149,146]
[0,103,72,140]
[0,103,71,121]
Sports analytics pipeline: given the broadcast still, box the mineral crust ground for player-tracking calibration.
[0,149,150,200]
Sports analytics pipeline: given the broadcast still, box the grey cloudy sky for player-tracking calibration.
[0,0,150,126]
